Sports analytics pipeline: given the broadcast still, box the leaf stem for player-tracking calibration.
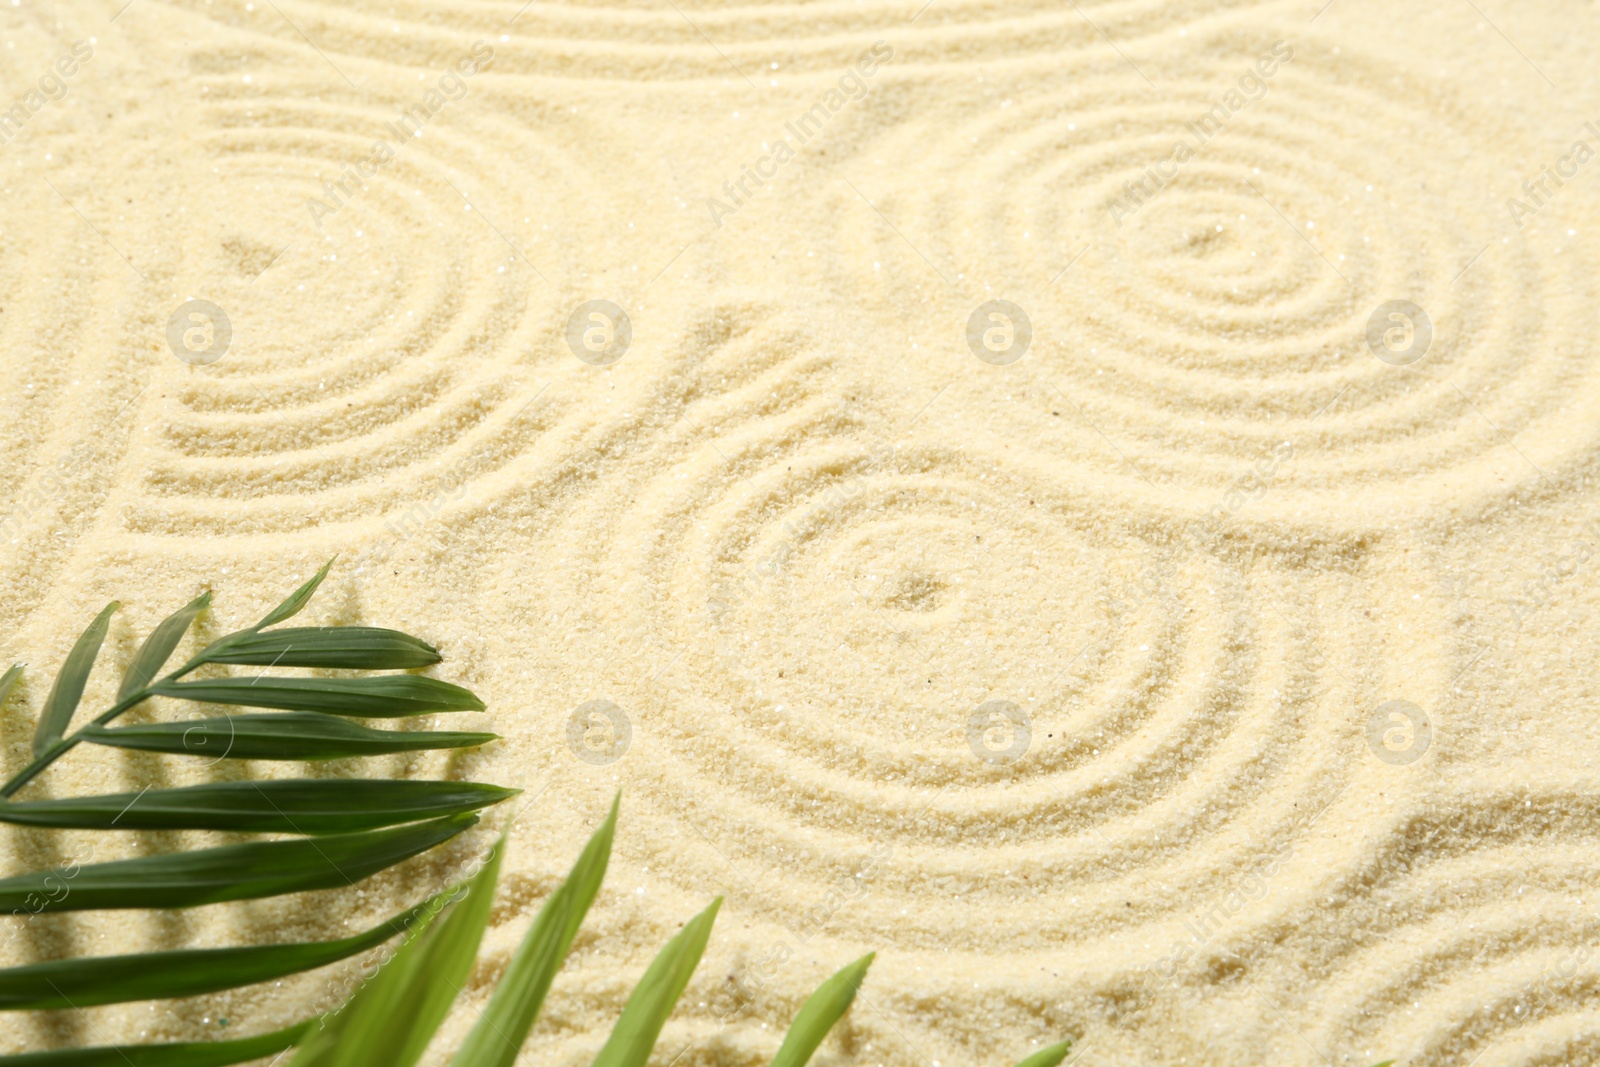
[0,654,212,800]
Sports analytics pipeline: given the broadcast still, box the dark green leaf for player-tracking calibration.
[81,712,498,761]
[769,954,874,1067]
[34,602,118,756]
[1012,1041,1074,1067]
[150,676,484,717]
[0,895,447,1009]
[0,779,516,834]
[0,663,22,709]
[451,794,619,1067]
[590,897,722,1067]
[204,627,441,670]
[0,1021,312,1066]
[0,813,477,912]
[119,592,211,700]
[290,838,505,1067]
[252,559,335,631]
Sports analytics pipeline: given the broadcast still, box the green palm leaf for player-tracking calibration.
[204,626,441,670]
[0,1022,314,1067]
[33,601,118,756]
[249,558,334,631]
[0,779,515,834]
[0,662,23,709]
[1012,1039,1074,1067]
[149,676,484,717]
[288,837,505,1067]
[0,895,446,1009]
[0,813,477,912]
[118,592,210,700]
[451,795,619,1067]
[591,897,723,1067]
[769,954,874,1067]
[81,712,498,760]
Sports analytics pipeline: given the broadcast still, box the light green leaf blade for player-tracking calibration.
[452,794,619,1067]
[119,591,211,700]
[0,779,516,834]
[0,663,22,709]
[0,813,476,912]
[0,1021,312,1066]
[768,953,874,1067]
[34,602,118,756]
[0,894,446,1009]
[590,897,722,1067]
[1012,1040,1074,1067]
[150,675,484,717]
[252,558,335,631]
[205,626,441,670]
[291,838,505,1067]
[81,712,498,761]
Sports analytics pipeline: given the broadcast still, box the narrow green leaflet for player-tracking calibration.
[0,813,477,912]
[290,840,505,1067]
[0,663,22,709]
[768,954,874,1067]
[1012,1041,1074,1067]
[119,592,211,700]
[452,795,619,1067]
[149,676,484,717]
[81,712,498,761]
[0,779,516,834]
[33,602,118,757]
[0,896,444,1009]
[0,1022,313,1067]
[590,898,723,1067]
[252,559,334,631]
[204,627,441,670]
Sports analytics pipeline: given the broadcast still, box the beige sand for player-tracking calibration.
[5,0,1600,1064]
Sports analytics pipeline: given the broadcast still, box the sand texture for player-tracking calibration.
[4,0,1600,1064]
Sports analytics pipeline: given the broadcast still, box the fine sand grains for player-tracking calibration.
[4,0,1600,1065]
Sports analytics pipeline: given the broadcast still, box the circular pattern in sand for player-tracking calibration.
[822,41,1600,525]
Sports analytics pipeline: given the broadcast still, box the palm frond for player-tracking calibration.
[0,563,505,1062]
[81,712,498,760]
[449,794,618,1067]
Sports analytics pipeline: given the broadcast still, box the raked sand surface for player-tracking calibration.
[5,0,1600,1064]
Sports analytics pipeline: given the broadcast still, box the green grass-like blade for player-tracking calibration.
[0,779,516,834]
[451,795,619,1067]
[252,559,334,630]
[0,813,477,912]
[590,897,722,1067]
[34,602,118,756]
[0,894,448,1009]
[0,663,22,709]
[0,1021,312,1066]
[119,592,211,700]
[290,839,505,1067]
[81,712,498,761]
[150,676,484,717]
[1012,1040,1074,1067]
[768,954,874,1067]
[205,627,441,670]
